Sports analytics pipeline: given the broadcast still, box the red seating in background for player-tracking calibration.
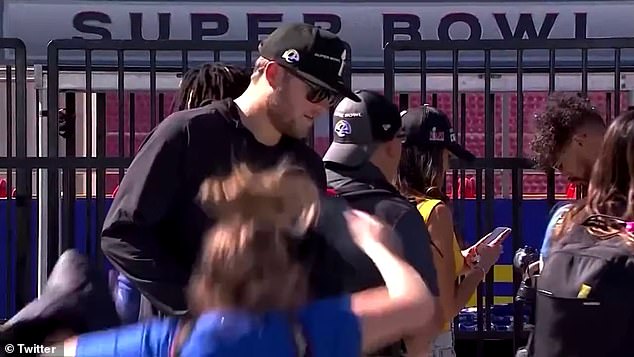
[0,179,6,198]
[96,90,627,198]
[566,183,577,199]
[0,181,15,198]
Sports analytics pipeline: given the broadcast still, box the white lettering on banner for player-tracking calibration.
[5,1,634,62]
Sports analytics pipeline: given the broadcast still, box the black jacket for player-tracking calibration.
[325,162,439,296]
[101,99,328,315]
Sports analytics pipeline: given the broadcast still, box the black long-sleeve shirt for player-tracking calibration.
[100,99,328,315]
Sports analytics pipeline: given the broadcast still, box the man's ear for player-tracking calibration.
[385,138,401,158]
[572,131,588,146]
[263,62,284,89]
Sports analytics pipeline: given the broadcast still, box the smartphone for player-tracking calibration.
[483,226,512,246]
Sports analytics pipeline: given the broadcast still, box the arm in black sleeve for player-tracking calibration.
[100,118,191,316]
[393,209,440,296]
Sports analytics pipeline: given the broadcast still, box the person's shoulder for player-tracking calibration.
[147,109,192,137]
[425,201,453,224]
[141,108,226,153]
[156,101,242,150]
[182,100,237,131]
[299,296,355,331]
[550,201,575,218]
[299,296,361,356]
[360,188,408,207]
[372,194,417,225]
[393,205,429,233]
[413,196,444,211]
[180,310,303,356]
[179,311,259,355]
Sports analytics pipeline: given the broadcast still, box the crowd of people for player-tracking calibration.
[0,22,633,357]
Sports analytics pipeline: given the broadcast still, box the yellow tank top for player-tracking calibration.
[416,198,465,331]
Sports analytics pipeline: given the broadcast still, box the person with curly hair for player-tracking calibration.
[530,93,607,262]
[530,93,606,188]
[531,110,634,357]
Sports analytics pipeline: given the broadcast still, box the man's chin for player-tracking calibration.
[285,127,314,140]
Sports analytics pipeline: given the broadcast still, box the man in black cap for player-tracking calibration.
[100,22,361,317]
[323,90,442,353]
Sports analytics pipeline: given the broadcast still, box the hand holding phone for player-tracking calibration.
[463,227,511,272]
[469,227,511,255]
[481,227,512,247]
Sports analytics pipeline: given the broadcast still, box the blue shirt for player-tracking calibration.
[540,203,573,260]
[75,295,361,357]
[114,273,141,324]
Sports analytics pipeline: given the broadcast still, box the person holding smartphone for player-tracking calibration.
[396,105,508,356]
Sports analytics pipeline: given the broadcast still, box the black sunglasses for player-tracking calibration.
[285,69,342,106]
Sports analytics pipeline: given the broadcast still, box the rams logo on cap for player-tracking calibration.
[282,49,300,64]
[334,120,352,137]
[429,127,445,142]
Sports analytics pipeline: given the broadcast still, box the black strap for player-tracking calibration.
[329,181,396,200]
[337,188,395,199]
[198,98,213,107]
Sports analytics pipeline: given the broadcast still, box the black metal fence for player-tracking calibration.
[384,37,634,352]
[46,39,256,274]
[43,39,352,275]
[0,35,631,353]
[0,38,30,319]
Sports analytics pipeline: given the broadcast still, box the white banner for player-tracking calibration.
[4,0,634,63]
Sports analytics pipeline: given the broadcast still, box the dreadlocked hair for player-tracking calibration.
[172,63,250,112]
[530,92,604,170]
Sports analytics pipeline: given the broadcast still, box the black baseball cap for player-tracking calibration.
[323,90,402,166]
[258,23,361,102]
[401,105,476,161]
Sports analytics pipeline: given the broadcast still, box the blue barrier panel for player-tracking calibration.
[458,199,556,263]
[0,198,561,319]
[0,199,38,318]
